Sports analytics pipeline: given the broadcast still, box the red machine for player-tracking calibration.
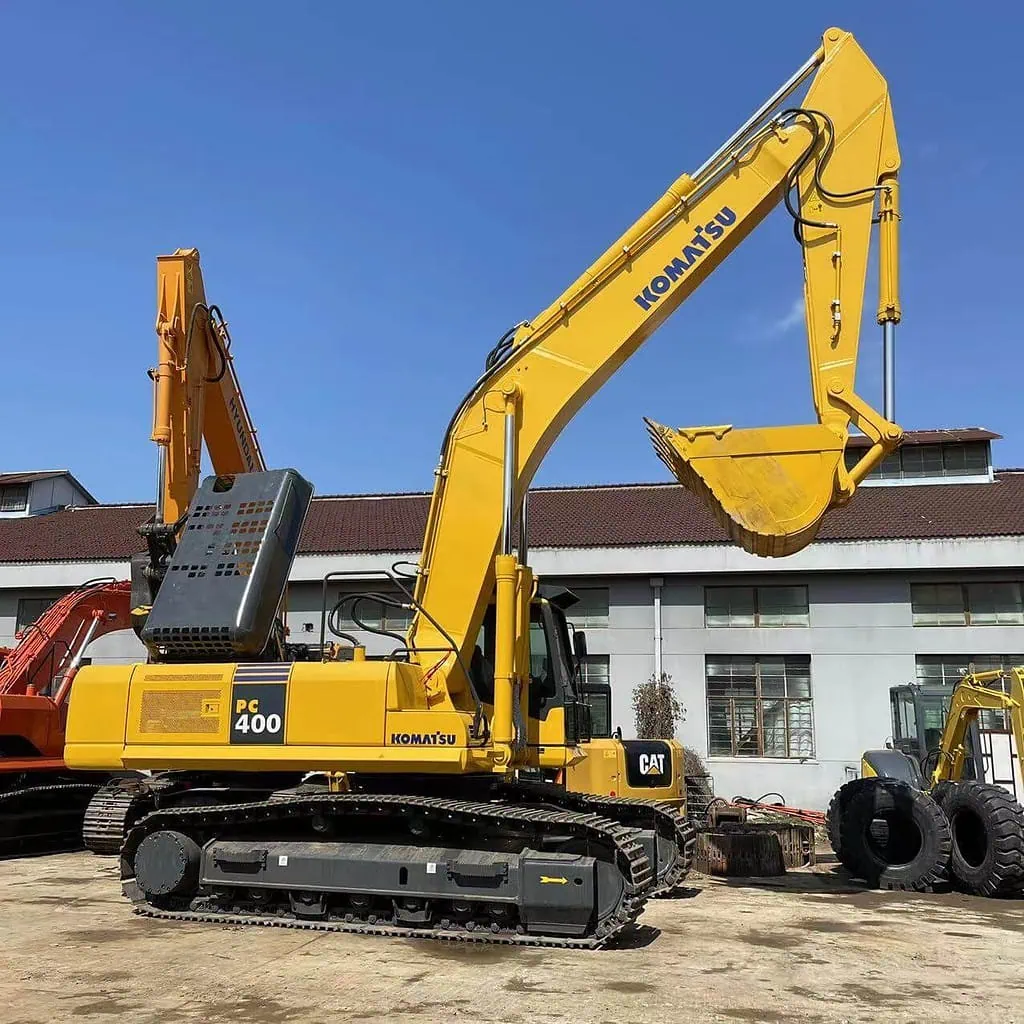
[0,579,132,852]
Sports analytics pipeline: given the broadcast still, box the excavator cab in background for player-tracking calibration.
[861,677,1015,791]
[861,684,984,787]
[68,27,909,946]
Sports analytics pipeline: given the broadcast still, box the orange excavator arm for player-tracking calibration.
[150,248,265,527]
[136,249,268,628]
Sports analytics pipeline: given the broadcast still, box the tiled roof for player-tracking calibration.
[1,472,1023,565]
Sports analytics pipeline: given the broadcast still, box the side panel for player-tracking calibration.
[565,738,622,797]
[566,738,684,801]
[65,665,133,768]
[66,660,480,774]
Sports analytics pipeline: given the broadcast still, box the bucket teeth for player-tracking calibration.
[644,418,847,558]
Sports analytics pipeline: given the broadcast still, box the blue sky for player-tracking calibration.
[3,2,1020,503]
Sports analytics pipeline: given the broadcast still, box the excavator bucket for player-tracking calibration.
[645,419,848,557]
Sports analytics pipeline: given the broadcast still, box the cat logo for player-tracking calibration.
[638,752,666,777]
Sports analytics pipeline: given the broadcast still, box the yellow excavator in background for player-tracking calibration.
[830,669,1024,896]
[67,27,904,947]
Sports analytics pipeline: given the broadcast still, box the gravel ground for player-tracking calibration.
[1,851,1022,1024]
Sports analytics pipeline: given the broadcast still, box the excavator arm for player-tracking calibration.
[931,669,1024,786]
[410,28,902,697]
[135,249,267,625]
[150,248,265,526]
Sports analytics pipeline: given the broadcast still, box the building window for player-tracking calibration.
[564,587,609,629]
[845,440,989,481]
[335,593,412,635]
[578,654,610,686]
[578,655,611,737]
[15,596,61,634]
[1,484,29,512]
[706,656,813,758]
[911,583,1024,626]
[705,586,808,627]
[915,655,1024,730]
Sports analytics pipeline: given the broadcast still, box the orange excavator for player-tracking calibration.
[0,579,132,852]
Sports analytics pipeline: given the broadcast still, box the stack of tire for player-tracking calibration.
[826,777,1024,895]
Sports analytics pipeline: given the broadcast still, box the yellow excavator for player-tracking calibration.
[830,669,1024,896]
[82,250,697,885]
[66,27,904,947]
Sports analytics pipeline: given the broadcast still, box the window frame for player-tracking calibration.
[1,484,29,513]
[843,440,990,482]
[334,592,413,635]
[578,654,610,686]
[910,582,1024,627]
[705,655,814,759]
[704,585,809,628]
[563,586,610,629]
[15,595,62,635]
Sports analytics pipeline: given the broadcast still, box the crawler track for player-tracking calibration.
[122,792,652,948]
[494,781,697,895]
[82,784,145,854]
[0,782,99,856]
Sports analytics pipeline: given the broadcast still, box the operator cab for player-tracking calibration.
[471,586,592,745]
[865,683,983,785]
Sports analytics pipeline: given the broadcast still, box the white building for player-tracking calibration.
[1,428,1022,810]
[0,470,95,519]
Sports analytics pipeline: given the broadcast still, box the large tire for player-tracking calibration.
[941,782,1024,897]
[839,779,951,892]
[826,778,876,870]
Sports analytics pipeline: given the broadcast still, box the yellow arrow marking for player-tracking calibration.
[540,876,568,885]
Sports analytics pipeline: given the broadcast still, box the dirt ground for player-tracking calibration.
[1,851,1022,1024]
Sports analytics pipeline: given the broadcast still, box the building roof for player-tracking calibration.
[846,427,1001,448]
[1,471,1023,565]
[0,470,98,503]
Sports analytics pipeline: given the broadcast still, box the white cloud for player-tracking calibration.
[768,296,804,336]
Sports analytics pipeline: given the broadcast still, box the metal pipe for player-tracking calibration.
[154,447,167,525]
[883,322,896,421]
[501,398,517,556]
[518,493,529,566]
[53,613,104,706]
[651,577,664,681]
[691,47,822,184]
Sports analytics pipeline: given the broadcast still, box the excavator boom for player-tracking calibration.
[931,669,1024,786]
[411,27,902,674]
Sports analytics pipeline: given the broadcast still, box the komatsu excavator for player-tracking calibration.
[66,27,905,947]
[81,251,695,872]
